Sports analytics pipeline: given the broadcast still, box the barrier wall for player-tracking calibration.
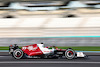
[0,37,100,46]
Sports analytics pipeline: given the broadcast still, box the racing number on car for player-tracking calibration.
[22,46,38,51]
[28,46,37,51]
[22,47,27,50]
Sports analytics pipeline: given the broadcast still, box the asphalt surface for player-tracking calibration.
[0,55,100,62]
[0,55,100,67]
[0,51,100,67]
[0,63,100,67]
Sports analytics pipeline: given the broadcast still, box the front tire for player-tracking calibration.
[65,48,75,59]
[13,49,23,59]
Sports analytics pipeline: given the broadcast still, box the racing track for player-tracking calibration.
[0,55,100,67]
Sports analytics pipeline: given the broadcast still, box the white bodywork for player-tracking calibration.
[76,52,86,57]
[37,44,55,54]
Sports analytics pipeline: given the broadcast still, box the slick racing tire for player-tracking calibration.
[65,48,75,59]
[13,49,23,59]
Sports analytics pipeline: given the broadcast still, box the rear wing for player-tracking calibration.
[9,44,19,54]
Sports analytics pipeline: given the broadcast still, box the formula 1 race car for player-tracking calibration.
[9,43,87,59]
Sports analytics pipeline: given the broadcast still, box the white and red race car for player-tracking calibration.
[9,43,87,59]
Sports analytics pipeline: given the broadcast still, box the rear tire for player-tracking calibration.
[65,49,75,59]
[13,49,23,59]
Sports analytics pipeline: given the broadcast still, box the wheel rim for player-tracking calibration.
[65,49,75,59]
[67,51,74,57]
[15,51,22,57]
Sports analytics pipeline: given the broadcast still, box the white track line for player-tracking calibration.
[0,56,6,57]
[0,61,100,64]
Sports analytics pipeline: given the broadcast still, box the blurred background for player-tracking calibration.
[0,0,100,46]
